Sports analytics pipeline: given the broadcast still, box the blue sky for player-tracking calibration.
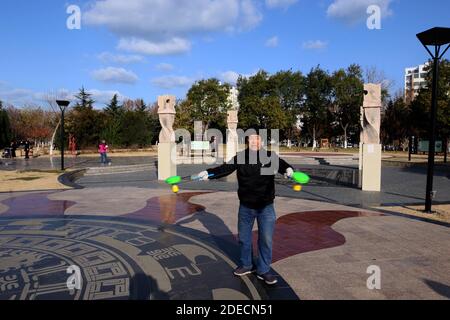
[0,0,449,108]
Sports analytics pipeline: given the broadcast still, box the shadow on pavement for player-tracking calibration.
[177,210,240,266]
[423,279,450,299]
[175,210,300,300]
[129,273,170,300]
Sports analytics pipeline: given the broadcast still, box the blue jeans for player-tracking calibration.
[238,203,276,275]
[100,153,108,164]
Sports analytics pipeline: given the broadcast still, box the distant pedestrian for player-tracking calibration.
[10,141,17,158]
[69,134,77,156]
[210,136,217,157]
[98,140,110,165]
[24,140,30,160]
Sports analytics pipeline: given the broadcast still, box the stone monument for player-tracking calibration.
[226,110,239,162]
[157,95,177,180]
[226,87,239,162]
[360,84,382,191]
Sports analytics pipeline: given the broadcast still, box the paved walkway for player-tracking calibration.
[1,155,449,300]
[0,155,154,172]
[74,161,450,209]
[1,186,449,300]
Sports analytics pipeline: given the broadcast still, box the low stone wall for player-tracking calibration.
[58,169,86,189]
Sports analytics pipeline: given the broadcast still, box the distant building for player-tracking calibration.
[404,63,429,104]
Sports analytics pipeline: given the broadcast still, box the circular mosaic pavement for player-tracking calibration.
[0,217,296,300]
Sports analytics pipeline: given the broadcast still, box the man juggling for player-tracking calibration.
[195,134,309,285]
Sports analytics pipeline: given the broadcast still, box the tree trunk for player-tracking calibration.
[49,119,61,156]
[344,127,348,149]
[444,136,448,163]
[312,126,317,151]
[202,122,210,142]
[340,123,349,149]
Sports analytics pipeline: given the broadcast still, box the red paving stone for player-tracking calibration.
[124,192,212,223]
[0,191,210,222]
[0,191,383,264]
[0,192,75,217]
[266,210,383,263]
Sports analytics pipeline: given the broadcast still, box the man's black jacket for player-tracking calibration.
[207,148,293,209]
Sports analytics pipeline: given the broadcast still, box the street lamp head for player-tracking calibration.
[417,27,450,47]
[56,99,70,111]
[417,27,450,59]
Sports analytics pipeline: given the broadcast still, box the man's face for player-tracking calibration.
[248,135,262,151]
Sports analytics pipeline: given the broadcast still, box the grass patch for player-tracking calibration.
[9,177,41,181]
[378,205,450,223]
[17,169,64,174]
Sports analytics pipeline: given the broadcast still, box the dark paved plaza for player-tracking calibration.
[1,155,449,300]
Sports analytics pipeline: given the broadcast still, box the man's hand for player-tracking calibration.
[285,167,294,179]
[197,171,210,181]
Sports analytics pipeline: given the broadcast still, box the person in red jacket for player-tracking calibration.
[98,140,110,165]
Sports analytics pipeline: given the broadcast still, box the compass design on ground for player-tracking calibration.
[0,217,287,300]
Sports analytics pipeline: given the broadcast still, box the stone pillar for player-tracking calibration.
[358,106,363,188]
[157,95,177,180]
[226,87,240,162]
[361,84,382,191]
[224,88,240,182]
[226,110,239,162]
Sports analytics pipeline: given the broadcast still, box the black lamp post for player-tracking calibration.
[416,27,450,212]
[56,100,70,171]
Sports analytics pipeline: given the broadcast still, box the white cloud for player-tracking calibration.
[83,0,262,55]
[219,70,255,85]
[117,37,191,56]
[47,89,128,106]
[327,0,393,24]
[0,82,47,106]
[239,0,263,31]
[151,70,255,89]
[220,71,241,85]
[265,36,279,47]
[91,67,139,84]
[88,89,128,105]
[265,0,298,9]
[84,0,263,55]
[97,52,145,64]
[156,63,175,72]
[33,90,75,103]
[0,88,34,105]
[84,0,241,36]
[303,40,328,50]
[0,82,127,108]
[151,76,195,89]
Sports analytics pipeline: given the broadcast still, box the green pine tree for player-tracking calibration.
[0,100,12,148]
[74,86,95,110]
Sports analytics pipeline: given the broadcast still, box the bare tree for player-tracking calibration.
[364,66,394,109]
[44,90,72,156]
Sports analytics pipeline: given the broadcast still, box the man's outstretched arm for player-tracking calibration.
[197,155,238,180]
[277,155,295,178]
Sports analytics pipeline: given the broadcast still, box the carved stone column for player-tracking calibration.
[226,87,240,162]
[157,95,177,180]
[360,84,382,191]
[226,110,239,162]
